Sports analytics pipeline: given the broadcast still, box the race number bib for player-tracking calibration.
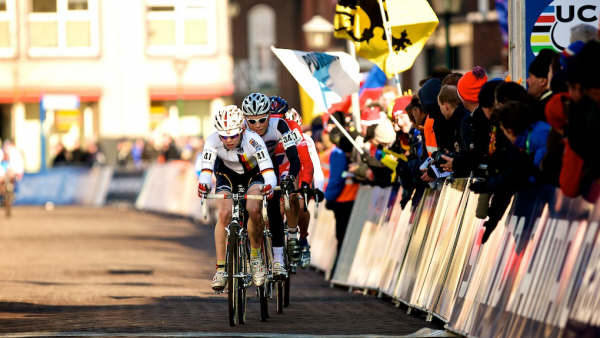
[255,148,268,162]
[281,131,298,149]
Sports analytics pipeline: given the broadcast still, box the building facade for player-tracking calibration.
[0,0,232,172]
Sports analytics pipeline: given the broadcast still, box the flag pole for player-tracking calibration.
[347,40,362,134]
[320,84,364,155]
[377,0,403,94]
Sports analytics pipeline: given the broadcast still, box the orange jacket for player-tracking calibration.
[424,116,438,156]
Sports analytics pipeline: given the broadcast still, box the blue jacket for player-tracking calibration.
[325,146,348,202]
[514,121,551,168]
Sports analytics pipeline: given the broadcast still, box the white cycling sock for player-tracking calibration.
[273,246,284,264]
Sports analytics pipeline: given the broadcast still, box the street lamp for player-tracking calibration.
[432,0,461,69]
[302,15,334,51]
[173,52,189,116]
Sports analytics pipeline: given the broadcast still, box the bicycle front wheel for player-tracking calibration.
[237,241,249,325]
[258,285,268,321]
[227,232,239,327]
[276,280,284,314]
[4,182,12,218]
[284,273,290,307]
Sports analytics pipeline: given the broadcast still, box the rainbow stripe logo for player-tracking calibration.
[530,5,559,55]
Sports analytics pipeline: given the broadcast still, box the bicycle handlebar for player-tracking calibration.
[202,193,264,201]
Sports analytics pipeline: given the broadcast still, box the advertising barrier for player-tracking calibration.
[15,166,113,206]
[311,180,600,337]
[105,169,145,204]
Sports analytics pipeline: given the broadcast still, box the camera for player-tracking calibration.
[431,151,455,167]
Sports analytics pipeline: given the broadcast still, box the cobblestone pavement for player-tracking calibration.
[0,206,442,336]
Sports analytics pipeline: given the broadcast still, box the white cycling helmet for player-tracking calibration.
[214,105,244,137]
[284,108,302,125]
[241,92,270,116]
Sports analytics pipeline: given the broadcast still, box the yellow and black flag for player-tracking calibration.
[334,0,438,77]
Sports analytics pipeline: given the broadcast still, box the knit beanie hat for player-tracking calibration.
[418,78,442,114]
[457,66,487,103]
[478,79,504,108]
[374,115,396,144]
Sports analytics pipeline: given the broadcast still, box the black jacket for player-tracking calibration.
[453,107,491,177]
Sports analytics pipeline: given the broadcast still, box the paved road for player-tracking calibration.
[0,206,442,336]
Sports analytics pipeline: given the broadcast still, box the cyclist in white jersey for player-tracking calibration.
[241,93,301,279]
[196,105,277,291]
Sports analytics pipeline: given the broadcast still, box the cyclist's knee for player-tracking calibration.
[217,208,231,225]
[246,200,261,219]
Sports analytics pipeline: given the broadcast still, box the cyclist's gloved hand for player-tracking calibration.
[198,183,210,197]
[313,189,324,202]
[261,184,274,200]
[282,175,296,192]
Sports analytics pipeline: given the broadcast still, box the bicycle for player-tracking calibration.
[0,177,14,218]
[200,185,264,326]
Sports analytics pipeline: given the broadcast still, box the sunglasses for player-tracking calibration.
[219,134,239,141]
[247,117,268,125]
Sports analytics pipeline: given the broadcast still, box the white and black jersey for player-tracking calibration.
[195,130,277,189]
[246,116,301,179]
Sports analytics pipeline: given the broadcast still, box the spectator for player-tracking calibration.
[52,142,69,167]
[527,49,557,121]
[570,23,598,43]
[325,132,359,271]
[439,67,487,177]
[442,72,463,86]
[496,101,551,168]
[436,85,469,154]
[162,135,181,162]
[564,40,600,201]
[418,78,443,157]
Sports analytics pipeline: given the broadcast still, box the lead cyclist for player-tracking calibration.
[195,105,277,291]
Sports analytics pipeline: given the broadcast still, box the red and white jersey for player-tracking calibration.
[274,119,313,186]
[304,134,324,191]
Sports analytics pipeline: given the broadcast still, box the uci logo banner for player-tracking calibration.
[334,0,438,77]
[530,0,600,55]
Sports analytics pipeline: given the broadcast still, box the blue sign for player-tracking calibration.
[14,167,88,205]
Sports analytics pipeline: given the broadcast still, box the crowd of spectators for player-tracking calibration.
[52,139,106,168]
[321,23,600,245]
[51,134,205,170]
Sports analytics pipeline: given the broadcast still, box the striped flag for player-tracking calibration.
[530,5,558,54]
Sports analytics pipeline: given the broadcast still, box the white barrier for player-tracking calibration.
[307,201,337,277]
[310,181,600,337]
[135,162,205,219]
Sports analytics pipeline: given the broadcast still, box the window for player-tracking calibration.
[0,0,16,58]
[32,0,57,12]
[146,0,216,56]
[247,5,277,90]
[28,0,99,57]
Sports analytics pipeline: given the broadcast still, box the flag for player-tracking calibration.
[359,65,387,95]
[334,0,438,77]
[271,46,360,111]
[495,0,508,47]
